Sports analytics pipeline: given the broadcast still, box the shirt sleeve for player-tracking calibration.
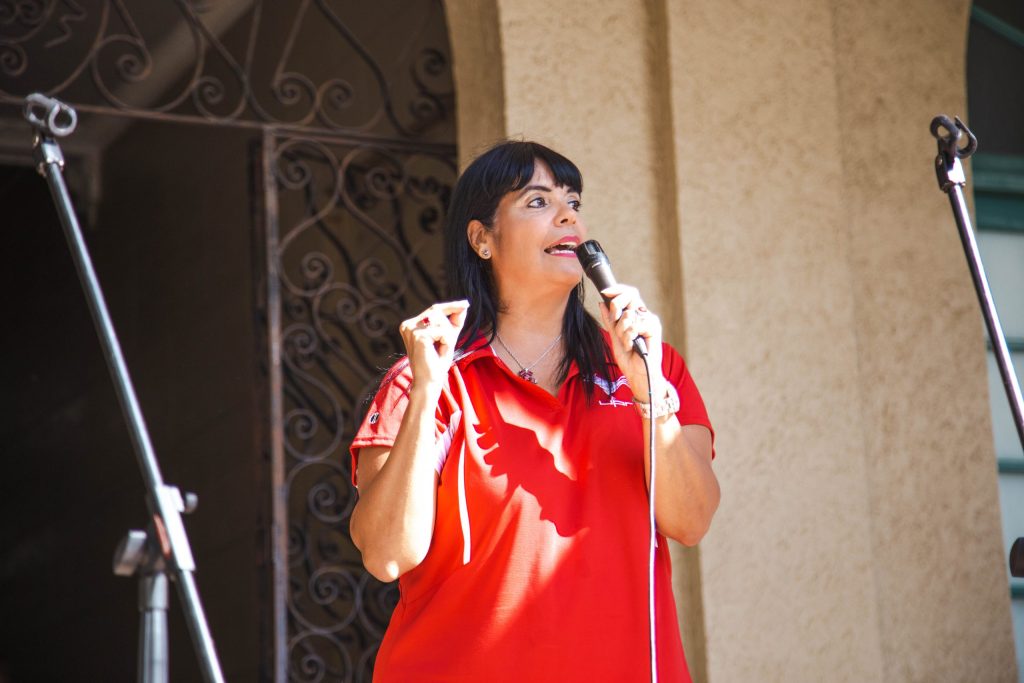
[348,358,451,487]
[661,343,716,458]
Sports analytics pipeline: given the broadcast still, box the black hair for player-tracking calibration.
[444,140,614,401]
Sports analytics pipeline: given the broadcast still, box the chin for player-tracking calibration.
[552,270,584,292]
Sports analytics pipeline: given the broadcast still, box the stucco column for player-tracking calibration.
[831,1,1016,680]
[666,2,886,680]
[667,0,1016,681]
[443,0,506,167]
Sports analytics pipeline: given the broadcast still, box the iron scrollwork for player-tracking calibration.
[269,136,455,681]
[0,0,454,140]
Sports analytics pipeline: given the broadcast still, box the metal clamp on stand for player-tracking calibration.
[113,488,199,683]
[930,115,1024,583]
[23,93,226,683]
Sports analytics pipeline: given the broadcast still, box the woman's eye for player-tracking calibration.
[570,200,582,211]
[527,197,547,208]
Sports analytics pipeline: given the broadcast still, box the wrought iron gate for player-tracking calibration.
[261,132,455,681]
[1,2,455,680]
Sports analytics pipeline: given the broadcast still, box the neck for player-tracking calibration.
[495,289,569,341]
[490,289,572,393]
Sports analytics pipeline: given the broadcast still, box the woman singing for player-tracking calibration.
[349,141,719,682]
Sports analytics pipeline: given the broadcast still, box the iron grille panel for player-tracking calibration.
[265,135,455,681]
[0,0,454,141]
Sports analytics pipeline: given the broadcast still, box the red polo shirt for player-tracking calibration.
[350,336,713,682]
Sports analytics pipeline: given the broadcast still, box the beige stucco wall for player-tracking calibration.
[443,0,506,160]
[830,2,1017,680]
[669,0,1016,680]
[665,2,888,679]
[445,0,1017,681]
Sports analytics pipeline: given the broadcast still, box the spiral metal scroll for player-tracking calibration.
[0,0,455,140]
[268,134,455,681]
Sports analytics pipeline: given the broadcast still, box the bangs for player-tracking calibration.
[520,143,583,194]
[468,142,583,222]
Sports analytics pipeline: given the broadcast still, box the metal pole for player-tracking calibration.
[140,573,169,683]
[261,127,289,683]
[931,115,1024,452]
[23,93,226,683]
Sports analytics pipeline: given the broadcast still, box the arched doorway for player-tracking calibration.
[967,1,1024,674]
[0,2,455,680]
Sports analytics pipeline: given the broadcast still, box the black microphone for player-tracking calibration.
[575,240,649,356]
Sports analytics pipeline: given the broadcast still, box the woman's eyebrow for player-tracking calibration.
[516,184,552,196]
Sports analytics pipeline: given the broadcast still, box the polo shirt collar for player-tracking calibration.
[454,335,494,369]
[454,334,582,381]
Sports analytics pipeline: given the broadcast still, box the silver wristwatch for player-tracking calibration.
[633,382,680,419]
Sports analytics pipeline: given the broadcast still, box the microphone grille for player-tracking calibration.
[575,240,608,267]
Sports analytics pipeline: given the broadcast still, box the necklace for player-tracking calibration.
[493,331,562,384]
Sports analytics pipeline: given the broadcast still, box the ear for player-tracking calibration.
[467,219,491,259]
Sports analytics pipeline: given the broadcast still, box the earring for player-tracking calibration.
[480,249,491,259]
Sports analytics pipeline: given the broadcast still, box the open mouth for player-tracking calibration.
[544,241,579,255]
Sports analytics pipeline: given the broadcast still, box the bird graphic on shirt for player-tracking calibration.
[593,375,631,407]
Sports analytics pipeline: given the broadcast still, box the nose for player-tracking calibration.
[555,200,586,239]
[555,200,577,226]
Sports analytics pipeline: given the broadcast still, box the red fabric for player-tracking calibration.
[350,336,713,682]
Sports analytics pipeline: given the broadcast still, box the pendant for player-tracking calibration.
[518,369,537,384]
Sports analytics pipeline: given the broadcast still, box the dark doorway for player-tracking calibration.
[0,2,455,680]
[0,162,146,681]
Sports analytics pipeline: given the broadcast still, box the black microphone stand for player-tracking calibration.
[930,115,1024,580]
[22,93,226,683]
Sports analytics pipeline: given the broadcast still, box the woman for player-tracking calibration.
[349,141,719,682]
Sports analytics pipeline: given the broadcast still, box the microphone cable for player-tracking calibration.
[641,352,658,683]
[574,239,658,681]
